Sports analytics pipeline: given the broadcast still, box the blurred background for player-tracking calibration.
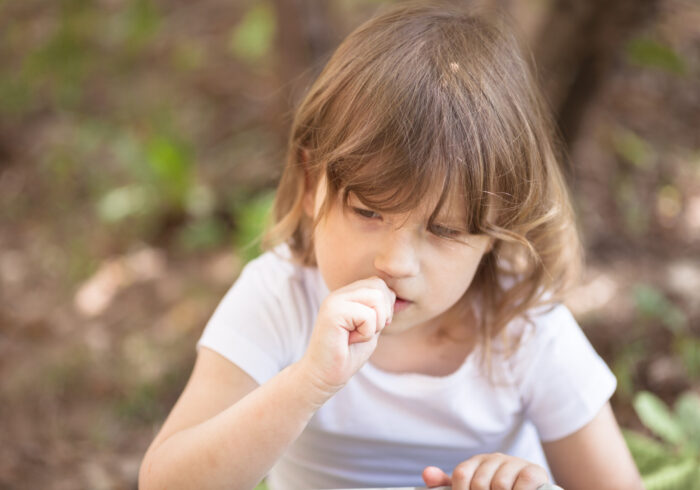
[0,0,698,488]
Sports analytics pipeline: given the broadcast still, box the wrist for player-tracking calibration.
[289,358,343,408]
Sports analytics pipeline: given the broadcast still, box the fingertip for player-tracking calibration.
[422,466,450,487]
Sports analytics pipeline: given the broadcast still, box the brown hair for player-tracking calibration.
[261,1,583,372]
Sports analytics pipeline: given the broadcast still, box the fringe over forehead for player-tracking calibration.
[291,2,556,234]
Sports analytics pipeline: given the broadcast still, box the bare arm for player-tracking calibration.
[139,276,395,490]
[542,402,644,490]
[138,347,333,490]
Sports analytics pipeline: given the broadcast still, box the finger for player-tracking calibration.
[450,456,483,490]
[469,456,507,490]
[360,276,396,319]
[491,460,526,490]
[422,466,451,488]
[512,464,549,490]
[340,285,391,330]
[345,276,396,318]
[333,300,377,342]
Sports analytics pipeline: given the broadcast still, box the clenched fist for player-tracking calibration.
[299,276,396,396]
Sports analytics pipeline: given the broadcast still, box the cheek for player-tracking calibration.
[434,250,484,294]
[313,217,359,290]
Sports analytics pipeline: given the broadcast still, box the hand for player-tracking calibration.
[299,276,396,396]
[422,453,550,490]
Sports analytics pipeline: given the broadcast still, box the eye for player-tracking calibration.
[430,224,465,238]
[352,207,381,219]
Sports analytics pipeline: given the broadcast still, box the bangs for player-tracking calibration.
[302,11,531,238]
[324,144,491,236]
[318,79,498,236]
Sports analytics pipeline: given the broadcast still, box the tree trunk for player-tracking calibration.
[534,0,660,150]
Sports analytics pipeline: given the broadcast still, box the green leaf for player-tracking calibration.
[626,37,687,75]
[177,217,228,252]
[632,284,687,334]
[145,134,193,208]
[623,429,675,475]
[611,127,655,169]
[674,336,700,380]
[233,190,275,263]
[229,2,276,63]
[97,184,154,222]
[675,392,700,451]
[125,0,160,46]
[612,340,648,400]
[643,457,697,490]
[634,391,686,446]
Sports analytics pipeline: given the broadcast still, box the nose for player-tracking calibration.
[373,227,420,279]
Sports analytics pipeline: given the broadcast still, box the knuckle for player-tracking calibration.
[491,476,511,490]
[470,475,489,490]
[369,288,384,303]
[519,465,546,483]
[452,465,469,481]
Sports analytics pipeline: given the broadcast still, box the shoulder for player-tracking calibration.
[502,301,598,374]
[501,302,617,441]
[237,243,324,307]
[196,243,325,383]
[239,243,303,290]
[495,301,579,355]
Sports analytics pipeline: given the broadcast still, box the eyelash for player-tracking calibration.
[351,207,464,238]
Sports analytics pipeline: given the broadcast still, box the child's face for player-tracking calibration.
[304,174,493,336]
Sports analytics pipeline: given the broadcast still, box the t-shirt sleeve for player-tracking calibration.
[513,304,617,442]
[196,254,311,385]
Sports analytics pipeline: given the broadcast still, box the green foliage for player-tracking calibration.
[632,283,688,334]
[643,458,698,490]
[229,2,276,63]
[176,217,228,252]
[124,0,160,48]
[612,339,648,400]
[626,37,687,75]
[614,177,650,236]
[232,190,276,263]
[97,184,154,222]
[675,393,700,452]
[674,337,700,381]
[20,0,97,109]
[627,390,700,490]
[634,392,686,445]
[611,127,655,170]
[629,283,698,381]
[97,128,196,226]
[144,134,194,208]
[624,430,674,475]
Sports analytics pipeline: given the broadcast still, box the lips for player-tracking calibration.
[393,297,412,313]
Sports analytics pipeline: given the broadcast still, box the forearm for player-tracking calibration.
[139,361,333,490]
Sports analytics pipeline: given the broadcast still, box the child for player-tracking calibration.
[139,3,643,489]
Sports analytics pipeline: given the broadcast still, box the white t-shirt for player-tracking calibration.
[196,244,616,489]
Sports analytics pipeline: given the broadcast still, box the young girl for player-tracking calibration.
[139,3,643,489]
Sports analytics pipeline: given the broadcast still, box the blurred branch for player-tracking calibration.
[534,0,661,149]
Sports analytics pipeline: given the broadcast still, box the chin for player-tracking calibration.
[380,321,413,336]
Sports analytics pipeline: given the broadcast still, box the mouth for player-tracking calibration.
[393,297,413,313]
